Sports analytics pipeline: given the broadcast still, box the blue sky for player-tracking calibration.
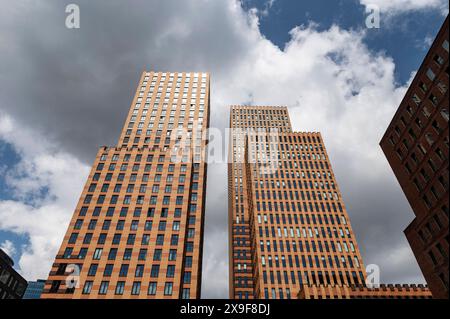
[243,0,445,84]
[0,0,448,296]
[0,141,28,265]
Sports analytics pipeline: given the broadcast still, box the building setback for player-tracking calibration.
[380,16,449,299]
[42,71,210,299]
[0,249,28,299]
[228,106,367,299]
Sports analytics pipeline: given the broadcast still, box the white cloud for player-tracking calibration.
[0,239,16,257]
[261,0,277,17]
[0,113,90,280]
[360,0,449,15]
[0,0,429,296]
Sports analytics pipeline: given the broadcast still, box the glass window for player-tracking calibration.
[82,281,93,294]
[151,265,160,277]
[164,282,173,296]
[115,281,125,295]
[99,281,109,295]
[131,282,141,295]
[148,282,157,295]
[426,68,435,81]
[119,264,129,277]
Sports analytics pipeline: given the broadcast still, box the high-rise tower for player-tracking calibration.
[380,16,449,299]
[228,106,367,299]
[42,71,210,299]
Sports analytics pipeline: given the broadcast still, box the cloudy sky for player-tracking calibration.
[0,0,448,298]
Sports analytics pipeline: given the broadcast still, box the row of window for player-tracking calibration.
[62,237,195,259]
[58,247,189,267]
[260,269,364,289]
[255,188,339,200]
[81,280,190,297]
[255,200,343,215]
[64,232,194,256]
[78,205,190,218]
[90,173,200,185]
[233,135,323,146]
[84,263,192,282]
[99,154,191,163]
[83,193,199,208]
[257,212,346,226]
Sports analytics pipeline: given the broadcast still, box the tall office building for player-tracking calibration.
[228,106,367,299]
[42,71,210,299]
[380,16,449,299]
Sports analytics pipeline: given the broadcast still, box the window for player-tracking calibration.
[82,281,93,294]
[182,288,190,299]
[429,93,438,106]
[443,40,449,52]
[79,206,88,216]
[156,235,164,245]
[164,282,173,296]
[119,264,129,277]
[153,249,162,261]
[441,108,449,121]
[93,248,103,260]
[138,249,147,261]
[135,265,144,277]
[169,249,177,261]
[123,248,133,260]
[185,256,192,268]
[166,265,175,278]
[112,234,121,244]
[88,264,98,276]
[131,282,141,295]
[419,82,428,92]
[63,248,73,259]
[99,281,109,295]
[171,234,179,245]
[83,233,93,244]
[68,233,78,244]
[434,54,444,65]
[426,68,435,81]
[127,234,136,245]
[183,272,191,284]
[151,265,160,278]
[142,234,150,245]
[148,282,157,295]
[83,195,92,204]
[103,264,113,277]
[115,281,125,295]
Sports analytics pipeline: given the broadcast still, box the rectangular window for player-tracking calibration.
[115,281,125,295]
[164,282,173,296]
[131,282,141,295]
[82,281,93,294]
[151,265,160,278]
[99,281,109,295]
[119,264,129,277]
[426,68,436,81]
[148,282,157,295]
